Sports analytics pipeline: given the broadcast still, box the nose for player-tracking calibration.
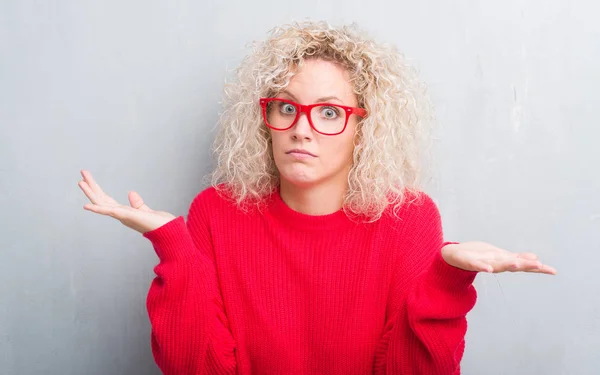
[290,111,313,140]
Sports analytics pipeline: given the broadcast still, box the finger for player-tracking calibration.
[81,170,106,196]
[516,252,539,261]
[518,260,557,275]
[83,202,129,219]
[499,258,542,273]
[526,264,557,275]
[128,191,152,212]
[508,253,556,275]
[79,180,119,206]
[79,180,100,204]
[498,257,559,275]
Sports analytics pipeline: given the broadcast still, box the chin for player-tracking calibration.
[282,174,320,188]
[279,166,321,187]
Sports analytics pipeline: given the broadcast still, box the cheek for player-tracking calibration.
[270,134,288,168]
[270,133,283,154]
[321,134,355,166]
[337,124,357,156]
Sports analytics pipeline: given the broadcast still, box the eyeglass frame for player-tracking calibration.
[259,97,368,136]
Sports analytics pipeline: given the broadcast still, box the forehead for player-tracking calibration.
[284,59,356,103]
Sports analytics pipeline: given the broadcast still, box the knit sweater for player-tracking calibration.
[142,185,478,375]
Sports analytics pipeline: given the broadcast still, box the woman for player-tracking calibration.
[78,21,556,375]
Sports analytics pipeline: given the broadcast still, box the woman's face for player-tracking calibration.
[269,58,360,189]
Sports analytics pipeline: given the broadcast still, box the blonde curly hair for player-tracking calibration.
[209,20,435,222]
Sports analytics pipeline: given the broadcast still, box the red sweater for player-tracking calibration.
[142,185,478,375]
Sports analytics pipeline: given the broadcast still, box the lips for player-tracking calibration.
[286,149,316,157]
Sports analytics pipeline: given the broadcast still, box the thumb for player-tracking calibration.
[471,260,494,273]
[128,191,152,212]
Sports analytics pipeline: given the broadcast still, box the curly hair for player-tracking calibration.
[209,20,435,222]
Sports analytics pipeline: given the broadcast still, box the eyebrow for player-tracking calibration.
[280,90,343,104]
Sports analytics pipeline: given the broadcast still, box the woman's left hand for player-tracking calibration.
[441,241,557,275]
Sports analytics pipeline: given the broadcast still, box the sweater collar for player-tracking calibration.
[267,186,357,231]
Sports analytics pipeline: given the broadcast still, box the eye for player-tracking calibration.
[280,103,297,115]
[321,106,339,119]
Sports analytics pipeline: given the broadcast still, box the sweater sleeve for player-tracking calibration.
[373,194,478,375]
[142,194,237,375]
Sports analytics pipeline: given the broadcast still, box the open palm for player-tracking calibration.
[442,241,557,275]
[78,169,176,234]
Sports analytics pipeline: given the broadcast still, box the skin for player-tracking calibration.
[270,58,359,216]
[78,57,557,276]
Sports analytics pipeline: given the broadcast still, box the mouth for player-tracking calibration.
[286,149,317,157]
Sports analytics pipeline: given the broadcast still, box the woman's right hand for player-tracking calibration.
[78,169,177,234]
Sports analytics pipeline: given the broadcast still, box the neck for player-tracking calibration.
[279,178,348,216]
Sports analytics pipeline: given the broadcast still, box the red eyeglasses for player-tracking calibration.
[259,97,367,136]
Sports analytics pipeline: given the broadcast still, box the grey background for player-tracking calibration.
[1,0,598,374]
